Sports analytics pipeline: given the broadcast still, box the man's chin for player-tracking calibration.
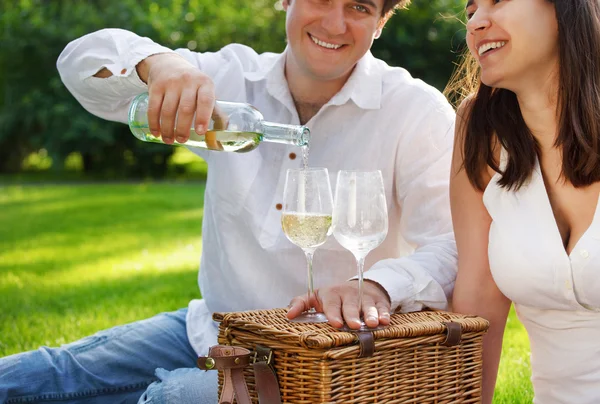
[309,69,350,83]
[304,60,354,82]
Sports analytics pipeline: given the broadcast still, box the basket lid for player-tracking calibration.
[213,308,488,350]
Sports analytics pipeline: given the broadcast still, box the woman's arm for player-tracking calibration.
[450,99,512,404]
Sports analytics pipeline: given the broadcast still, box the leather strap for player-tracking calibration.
[198,345,282,404]
[355,331,375,358]
[198,345,252,404]
[197,346,251,370]
[441,322,462,347]
[252,346,282,404]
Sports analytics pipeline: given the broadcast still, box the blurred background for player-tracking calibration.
[0,0,467,181]
[0,1,534,402]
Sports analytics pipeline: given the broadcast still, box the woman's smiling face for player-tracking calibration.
[465,0,559,91]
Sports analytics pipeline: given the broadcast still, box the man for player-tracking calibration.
[0,0,457,403]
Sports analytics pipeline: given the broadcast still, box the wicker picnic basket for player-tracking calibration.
[213,308,489,403]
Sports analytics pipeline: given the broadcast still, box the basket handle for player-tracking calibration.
[441,322,462,347]
[355,331,375,358]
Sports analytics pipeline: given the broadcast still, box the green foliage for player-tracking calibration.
[373,0,466,90]
[0,0,466,176]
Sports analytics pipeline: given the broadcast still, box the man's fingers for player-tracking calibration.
[376,300,391,325]
[320,291,344,328]
[147,91,164,137]
[286,296,309,320]
[160,90,180,143]
[174,87,198,143]
[309,289,323,312]
[341,297,362,330]
[361,295,380,328]
[195,83,215,134]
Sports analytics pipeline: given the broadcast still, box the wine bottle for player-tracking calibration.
[128,93,310,153]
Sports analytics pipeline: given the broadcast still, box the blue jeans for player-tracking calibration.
[0,308,217,403]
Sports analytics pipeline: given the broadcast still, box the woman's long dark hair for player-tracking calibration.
[445,0,600,191]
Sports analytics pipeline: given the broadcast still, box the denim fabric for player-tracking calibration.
[0,308,217,404]
[137,368,217,404]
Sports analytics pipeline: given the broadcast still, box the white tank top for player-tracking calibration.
[483,150,600,403]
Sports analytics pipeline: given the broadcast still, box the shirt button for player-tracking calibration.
[580,249,589,258]
[275,203,282,210]
[120,68,127,75]
[289,152,297,160]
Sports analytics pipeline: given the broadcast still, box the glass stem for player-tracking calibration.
[357,256,365,319]
[305,250,316,314]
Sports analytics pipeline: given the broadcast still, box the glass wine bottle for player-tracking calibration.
[128,93,310,153]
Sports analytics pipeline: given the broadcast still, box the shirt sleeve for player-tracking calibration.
[56,28,174,124]
[56,28,260,162]
[56,28,257,123]
[363,92,457,313]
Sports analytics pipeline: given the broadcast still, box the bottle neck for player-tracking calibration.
[260,121,310,147]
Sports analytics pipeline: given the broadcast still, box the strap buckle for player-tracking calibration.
[252,346,273,366]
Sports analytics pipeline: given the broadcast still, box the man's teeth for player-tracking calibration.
[478,41,507,56]
[310,35,342,50]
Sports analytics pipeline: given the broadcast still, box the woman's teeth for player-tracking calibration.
[478,41,507,56]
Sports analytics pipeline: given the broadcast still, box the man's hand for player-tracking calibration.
[287,280,392,329]
[136,53,215,144]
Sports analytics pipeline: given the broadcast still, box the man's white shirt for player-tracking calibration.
[57,28,458,355]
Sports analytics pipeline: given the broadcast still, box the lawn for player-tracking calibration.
[0,183,204,355]
[0,182,533,402]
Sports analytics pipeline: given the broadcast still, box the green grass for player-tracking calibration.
[494,309,534,403]
[0,183,533,402]
[0,183,204,355]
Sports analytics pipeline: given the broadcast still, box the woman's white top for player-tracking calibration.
[484,152,600,403]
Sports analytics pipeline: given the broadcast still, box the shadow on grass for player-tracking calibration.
[0,213,204,276]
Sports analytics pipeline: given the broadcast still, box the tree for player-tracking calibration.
[374,0,466,90]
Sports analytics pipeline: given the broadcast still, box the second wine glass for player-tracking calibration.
[281,168,334,323]
[332,170,388,331]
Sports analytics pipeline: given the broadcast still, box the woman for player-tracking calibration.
[448,0,600,403]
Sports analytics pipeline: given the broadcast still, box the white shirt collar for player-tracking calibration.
[243,48,383,111]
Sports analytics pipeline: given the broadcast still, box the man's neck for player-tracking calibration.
[284,54,353,124]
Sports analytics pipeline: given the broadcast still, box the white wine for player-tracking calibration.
[129,128,262,153]
[302,144,309,169]
[281,212,332,250]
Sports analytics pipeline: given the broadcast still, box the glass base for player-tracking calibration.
[341,321,387,332]
[289,311,329,323]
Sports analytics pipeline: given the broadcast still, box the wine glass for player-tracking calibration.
[332,170,388,331]
[281,168,334,323]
